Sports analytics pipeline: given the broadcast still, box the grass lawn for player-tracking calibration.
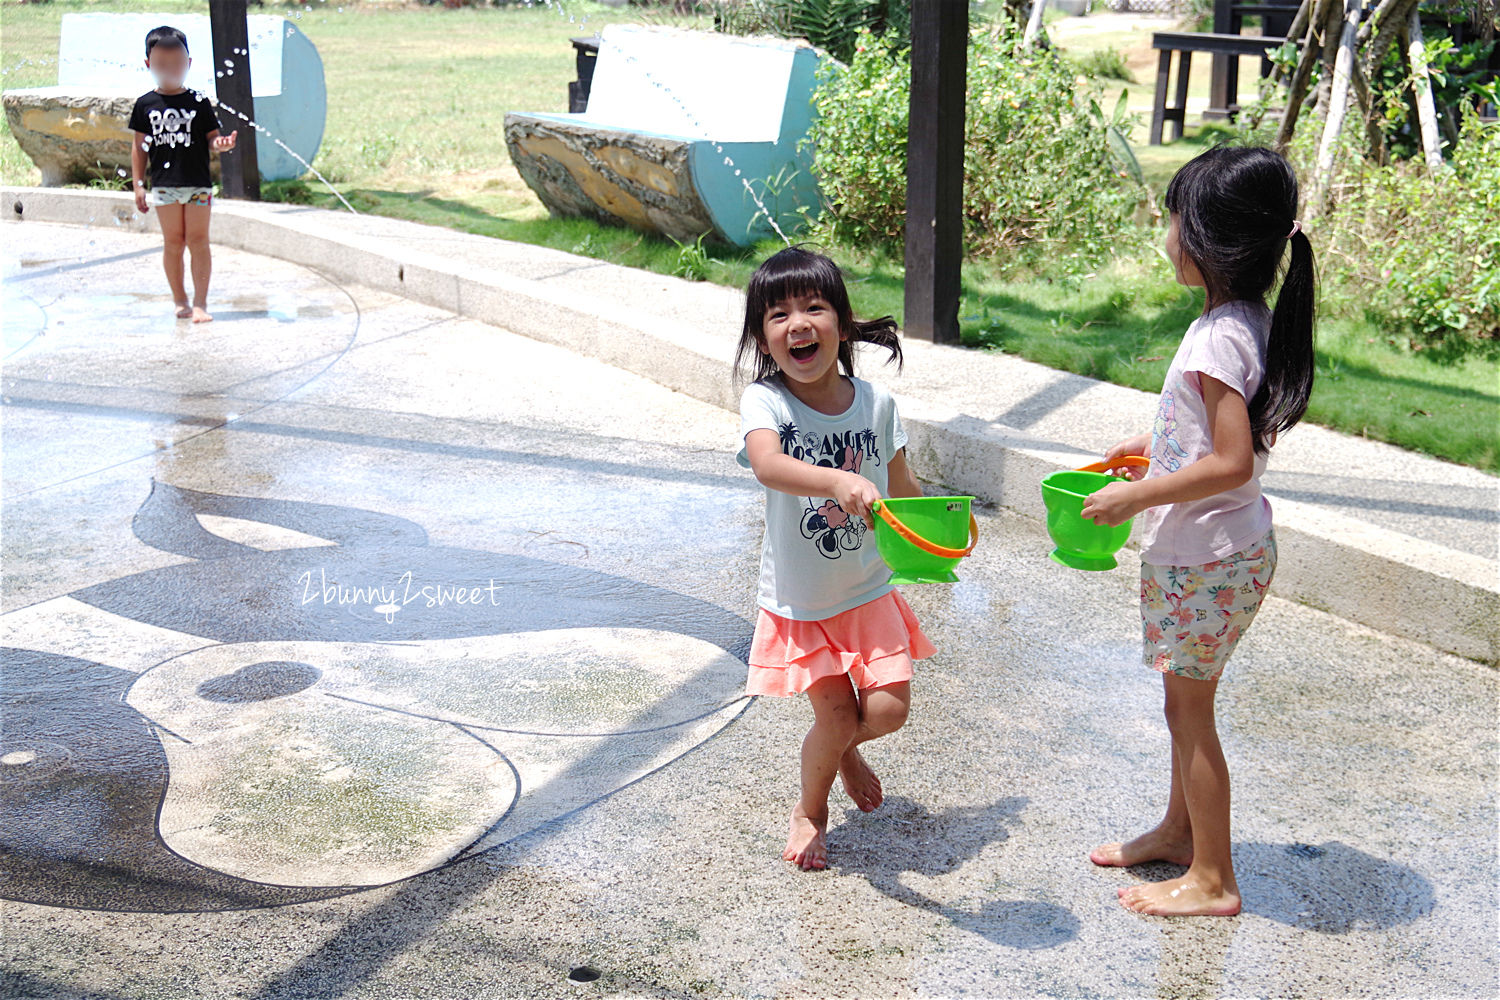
[3,1,1495,472]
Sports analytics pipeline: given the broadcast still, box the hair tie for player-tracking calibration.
[1286,219,1302,239]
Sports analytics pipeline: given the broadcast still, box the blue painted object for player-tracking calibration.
[505,25,832,247]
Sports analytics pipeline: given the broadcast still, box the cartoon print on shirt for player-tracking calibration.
[777,420,883,559]
[1151,387,1191,472]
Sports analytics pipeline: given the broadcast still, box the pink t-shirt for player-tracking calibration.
[1137,299,1275,567]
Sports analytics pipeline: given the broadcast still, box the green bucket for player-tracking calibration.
[869,496,978,584]
[1040,470,1134,571]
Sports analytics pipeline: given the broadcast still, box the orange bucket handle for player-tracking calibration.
[871,500,979,560]
[1073,454,1150,475]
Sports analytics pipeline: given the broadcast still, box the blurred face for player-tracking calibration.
[1165,212,1206,290]
[146,43,190,90]
[758,290,844,388]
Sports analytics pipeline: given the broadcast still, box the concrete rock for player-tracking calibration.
[2,87,226,188]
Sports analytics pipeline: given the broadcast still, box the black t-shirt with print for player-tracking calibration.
[128,89,224,188]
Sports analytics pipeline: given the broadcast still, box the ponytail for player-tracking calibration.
[1249,229,1317,454]
[838,315,904,376]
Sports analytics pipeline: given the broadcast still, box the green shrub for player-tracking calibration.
[1297,107,1500,353]
[803,18,1146,272]
[1069,46,1135,83]
[705,0,910,63]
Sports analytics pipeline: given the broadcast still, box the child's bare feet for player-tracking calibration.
[174,302,193,319]
[1118,874,1241,916]
[838,747,883,812]
[1090,825,1194,867]
[783,804,828,871]
[191,305,214,323]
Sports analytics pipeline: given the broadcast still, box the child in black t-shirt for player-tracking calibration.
[129,25,239,323]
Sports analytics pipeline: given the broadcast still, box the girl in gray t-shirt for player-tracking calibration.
[733,246,934,872]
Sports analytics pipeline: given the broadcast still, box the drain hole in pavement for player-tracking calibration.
[198,660,323,702]
[567,966,601,984]
[1287,842,1327,859]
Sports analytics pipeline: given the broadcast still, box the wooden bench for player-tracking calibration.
[568,35,600,113]
[1150,31,1288,145]
[1211,0,1303,117]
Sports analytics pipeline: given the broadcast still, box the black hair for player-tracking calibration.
[1165,145,1317,456]
[733,244,902,385]
[145,26,189,58]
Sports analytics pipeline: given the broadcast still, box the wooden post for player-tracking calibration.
[209,0,260,201]
[904,0,967,345]
[1207,0,1235,119]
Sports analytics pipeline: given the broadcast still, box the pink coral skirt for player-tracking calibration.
[746,590,936,698]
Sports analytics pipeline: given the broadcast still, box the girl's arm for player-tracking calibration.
[1081,374,1254,526]
[744,428,882,521]
[131,133,149,214]
[886,447,923,498]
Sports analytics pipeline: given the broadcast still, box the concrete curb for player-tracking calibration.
[7,186,1496,666]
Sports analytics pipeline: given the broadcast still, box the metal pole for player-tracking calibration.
[904,0,967,344]
[209,0,260,200]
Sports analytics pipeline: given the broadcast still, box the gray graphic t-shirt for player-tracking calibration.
[737,375,907,621]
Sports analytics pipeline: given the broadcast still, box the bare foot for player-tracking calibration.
[782,804,828,871]
[191,305,214,323]
[1090,826,1194,867]
[1118,874,1241,916]
[838,747,883,812]
[174,302,192,319]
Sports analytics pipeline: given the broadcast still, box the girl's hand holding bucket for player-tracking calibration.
[1080,481,1142,527]
[832,470,882,522]
[1079,443,1151,524]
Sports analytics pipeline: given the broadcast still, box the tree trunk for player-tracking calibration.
[1269,0,1315,88]
[1361,0,1421,82]
[1405,5,1446,170]
[1311,0,1363,211]
[1351,58,1387,164]
[1276,0,1336,148]
[1311,0,1347,116]
[1023,0,1049,48]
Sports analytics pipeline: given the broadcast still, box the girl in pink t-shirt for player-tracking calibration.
[1079,146,1317,918]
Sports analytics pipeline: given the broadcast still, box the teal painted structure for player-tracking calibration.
[510,26,831,248]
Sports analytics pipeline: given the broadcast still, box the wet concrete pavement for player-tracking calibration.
[2,224,1497,998]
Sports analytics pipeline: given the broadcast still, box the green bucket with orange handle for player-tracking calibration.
[1040,455,1149,571]
[869,496,979,584]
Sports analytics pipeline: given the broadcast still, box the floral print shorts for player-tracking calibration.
[1140,527,1277,681]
